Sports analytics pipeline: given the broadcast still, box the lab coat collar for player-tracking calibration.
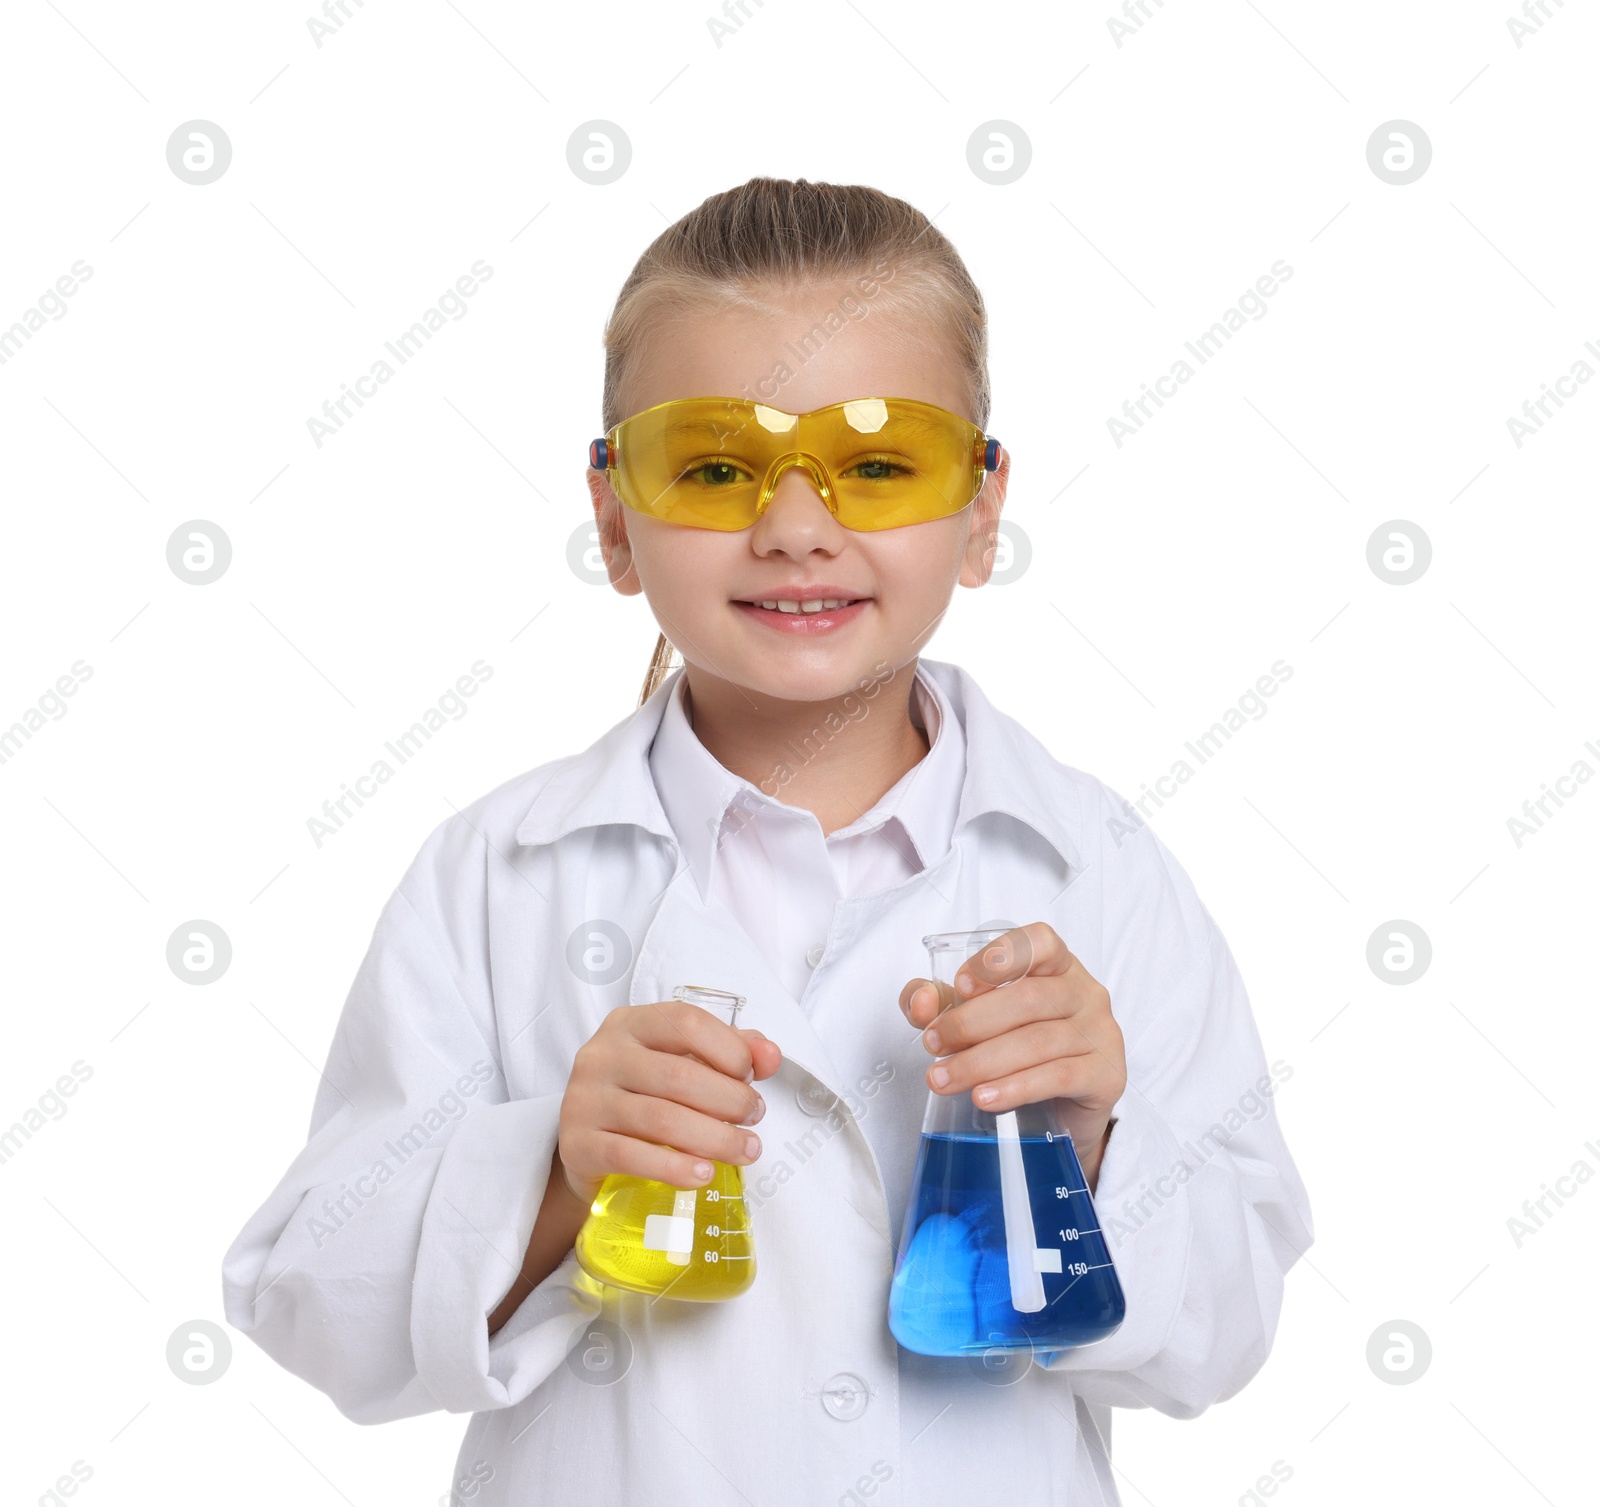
[512,657,1086,878]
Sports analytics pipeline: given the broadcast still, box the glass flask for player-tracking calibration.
[888,929,1126,1357]
[572,984,757,1301]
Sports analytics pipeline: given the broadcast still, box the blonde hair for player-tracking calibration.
[598,176,992,708]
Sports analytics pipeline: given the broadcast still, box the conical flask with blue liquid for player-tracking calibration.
[888,928,1126,1357]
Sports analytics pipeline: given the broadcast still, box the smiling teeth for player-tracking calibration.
[759,599,854,613]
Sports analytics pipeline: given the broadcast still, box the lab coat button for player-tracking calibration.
[805,942,826,968]
[796,1079,838,1117]
[821,1372,869,1421]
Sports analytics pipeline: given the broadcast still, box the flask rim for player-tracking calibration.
[922,927,1014,954]
[671,983,746,1018]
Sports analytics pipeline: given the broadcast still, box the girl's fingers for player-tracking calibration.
[738,1028,784,1082]
[564,1006,775,1194]
[898,977,950,1027]
[603,1093,762,1179]
[618,1041,766,1129]
[958,1058,1118,1122]
[950,924,1050,996]
[920,972,1108,1057]
[927,1020,1117,1101]
[625,999,762,1084]
[582,1129,725,1192]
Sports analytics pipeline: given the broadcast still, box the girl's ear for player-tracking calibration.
[586,468,643,595]
[957,446,1010,589]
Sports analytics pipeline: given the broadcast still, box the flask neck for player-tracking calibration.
[671,983,746,1025]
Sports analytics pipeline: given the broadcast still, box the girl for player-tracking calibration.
[223,176,1312,1506]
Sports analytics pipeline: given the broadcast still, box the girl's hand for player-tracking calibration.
[899,924,1127,1190]
[557,1001,783,1204]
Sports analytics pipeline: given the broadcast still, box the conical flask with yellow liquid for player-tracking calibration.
[573,984,757,1301]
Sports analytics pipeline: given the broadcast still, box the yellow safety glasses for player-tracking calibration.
[589,395,1001,532]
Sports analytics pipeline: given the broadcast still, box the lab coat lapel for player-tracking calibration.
[627,858,847,1105]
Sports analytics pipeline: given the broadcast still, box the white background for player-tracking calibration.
[2,1,1596,1503]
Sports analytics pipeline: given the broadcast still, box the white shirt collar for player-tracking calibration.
[646,663,966,901]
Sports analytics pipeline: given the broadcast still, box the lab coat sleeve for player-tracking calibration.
[1042,813,1314,1419]
[220,822,600,1423]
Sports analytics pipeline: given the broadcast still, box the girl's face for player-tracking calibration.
[588,281,1010,706]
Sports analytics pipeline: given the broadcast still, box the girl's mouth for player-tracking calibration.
[732,597,870,634]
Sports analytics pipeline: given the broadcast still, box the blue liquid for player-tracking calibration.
[888,1131,1125,1357]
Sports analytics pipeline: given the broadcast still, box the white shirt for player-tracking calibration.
[221,656,1314,1507]
[648,662,965,1006]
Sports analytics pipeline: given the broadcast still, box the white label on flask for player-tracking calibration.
[644,1192,697,1263]
[643,1213,694,1256]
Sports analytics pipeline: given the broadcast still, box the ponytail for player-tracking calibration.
[639,632,678,708]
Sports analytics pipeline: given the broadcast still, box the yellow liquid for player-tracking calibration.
[574,1161,756,1301]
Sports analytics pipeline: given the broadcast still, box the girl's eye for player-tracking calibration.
[844,456,914,482]
[683,458,751,487]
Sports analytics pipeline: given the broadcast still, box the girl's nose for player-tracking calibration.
[756,462,840,532]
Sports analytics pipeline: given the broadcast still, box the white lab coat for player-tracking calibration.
[221,657,1313,1506]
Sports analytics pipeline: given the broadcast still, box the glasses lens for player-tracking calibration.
[613,399,775,530]
[805,398,981,531]
[613,397,982,530]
